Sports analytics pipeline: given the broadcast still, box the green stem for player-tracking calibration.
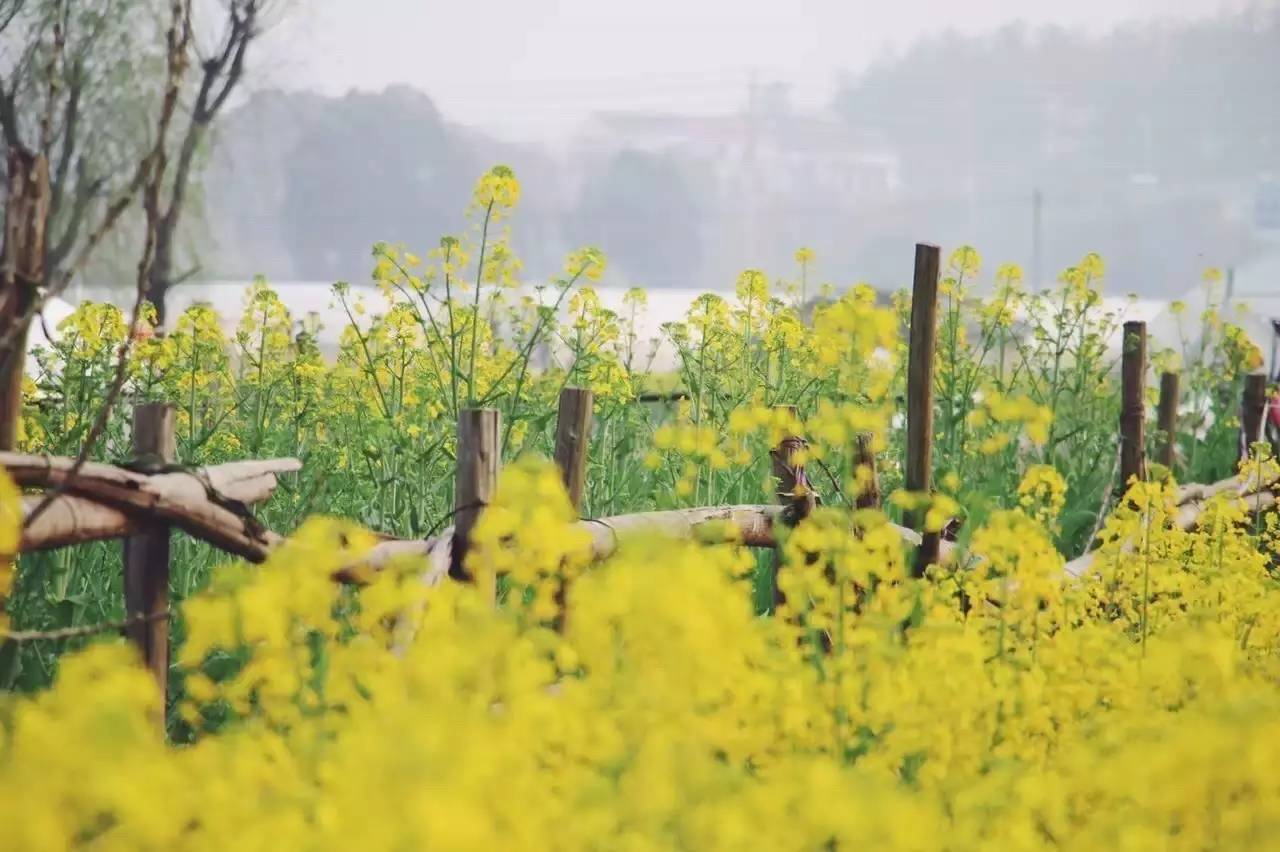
[466,202,495,405]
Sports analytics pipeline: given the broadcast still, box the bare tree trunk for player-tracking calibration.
[146,116,202,327]
[147,223,174,326]
[0,145,49,450]
[146,0,260,327]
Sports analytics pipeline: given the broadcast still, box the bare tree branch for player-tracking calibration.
[47,58,81,214]
[0,0,26,36]
[0,75,19,149]
[149,0,263,323]
[36,0,66,159]
[0,0,195,358]
[201,1,256,120]
[45,159,102,269]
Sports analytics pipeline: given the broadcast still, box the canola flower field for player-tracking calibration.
[1,166,1278,849]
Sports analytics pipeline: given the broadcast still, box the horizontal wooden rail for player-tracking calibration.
[1066,472,1280,577]
[5,453,298,558]
[334,505,937,585]
[8,457,1275,590]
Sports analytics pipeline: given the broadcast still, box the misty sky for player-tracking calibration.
[260,0,1236,140]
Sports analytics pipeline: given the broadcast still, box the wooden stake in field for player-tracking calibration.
[1241,372,1268,461]
[906,242,941,577]
[552,388,592,631]
[450,408,500,601]
[1119,321,1147,490]
[769,404,812,609]
[1156,371,1180,472]
[851,432,881,510]
[123,402,175,710]
[553,387,593,514]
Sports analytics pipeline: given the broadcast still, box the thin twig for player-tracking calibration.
[813,457,846,508]
[423,498,484,539]
[2,609,168,642]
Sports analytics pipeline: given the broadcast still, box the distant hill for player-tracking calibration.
[830,9,1280,290]
[203,86,568,284]
[199,8,1279,297]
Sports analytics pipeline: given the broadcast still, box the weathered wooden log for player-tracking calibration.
[7,449,939,585]
[1175,477,1238,505]
[19,494,137,550]
[2,454,300,497]
[1066,487,1278,578]
[1175,469,1280,506]
[18,479,288,553]
[3,454,297,559]
[200,459,304,495]
[334,505,939,586]
[18,493,284,561]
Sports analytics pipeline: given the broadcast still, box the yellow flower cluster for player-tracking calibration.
[466,457,594,620]
[966,390,1053,453]
[649,415,747,498]
[3,460,1279,849]
[1017,463,1068,529]
[12,160,1277,848]
[471,164,521,217]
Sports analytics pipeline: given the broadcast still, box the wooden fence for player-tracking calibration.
[4,242,1277,715]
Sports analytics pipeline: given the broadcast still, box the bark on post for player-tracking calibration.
[1241,372,1267,461]
[450,408,500,601]
[123,403,175,714]
[906,242,941,577]
[1156,371,1180,472]
[1119,321,1147,491]
[851,433,881,510]
[552,387,592,631]
[0,147,51,451]
[768,404,813,609]
[770,406,814,523]
[553,387,593,515]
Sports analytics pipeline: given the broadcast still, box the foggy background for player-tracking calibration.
[193,0,1279,297]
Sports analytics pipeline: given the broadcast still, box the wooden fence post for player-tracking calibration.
[851,433,881,510]
[769,404,812,609]
[450,408,500,601]
[552,388,592,631]
[1156,371,1180,472]
[123,402,175,711]
[554,387,593,515]
[1242,372,1267,461]
[906,242,941,577]
[1119,321,1147,490]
